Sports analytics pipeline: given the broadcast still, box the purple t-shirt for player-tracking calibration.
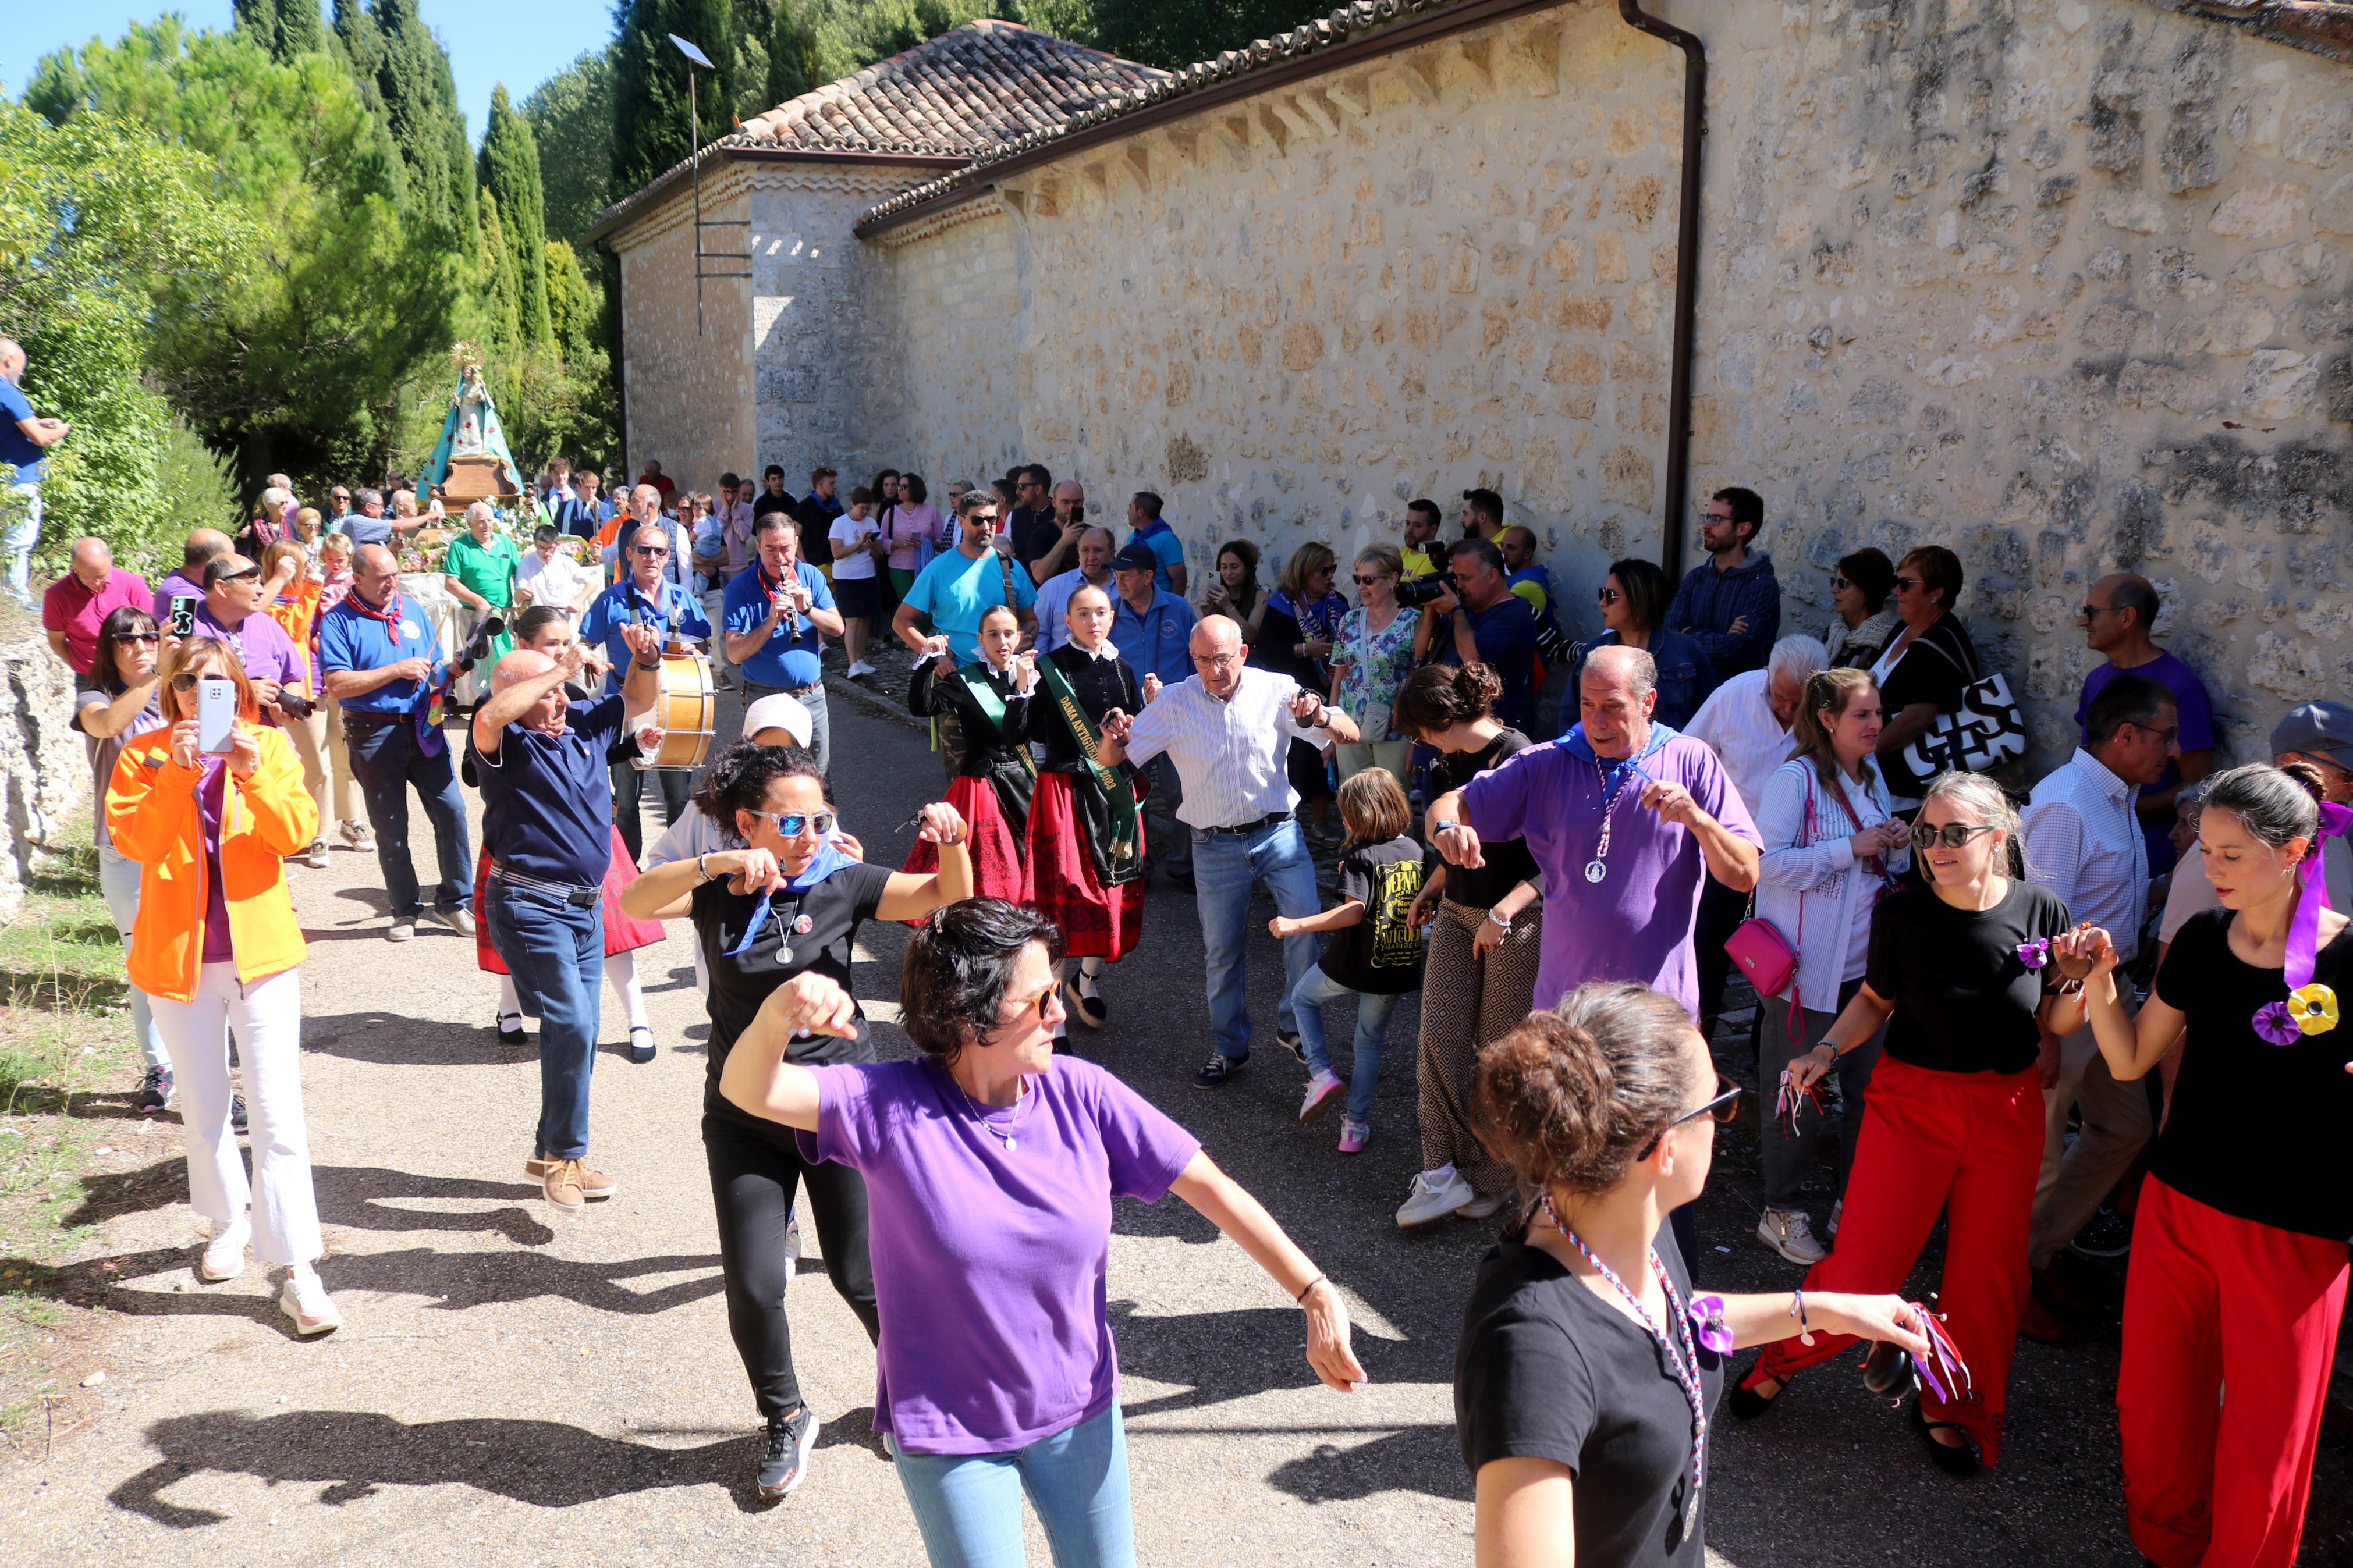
[191,608,301,716]
[152,571,206,624]
[803,1055,1201,1455]
[2075,650,2214,874]
[1461,724,1761,1016]
[198,759,233,963]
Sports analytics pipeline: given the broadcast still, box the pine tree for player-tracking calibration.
[611,0,739,197]
[479,86,553,347]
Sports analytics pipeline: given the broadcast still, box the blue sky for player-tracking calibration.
[3,2,611,138]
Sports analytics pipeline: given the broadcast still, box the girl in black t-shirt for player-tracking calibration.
[1734,771,2086,1475]
[617,745,973,1502]
[1457,985,1928,1568]
[2059,763,2352,1568]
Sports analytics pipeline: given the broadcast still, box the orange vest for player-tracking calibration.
[105,723,316,1002]
[267,578,323,693]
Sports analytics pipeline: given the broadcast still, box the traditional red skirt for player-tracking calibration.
[1025,771,1144,961]
[473,826,668,974]
[902,774,1030,909]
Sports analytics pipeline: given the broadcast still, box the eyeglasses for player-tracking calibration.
[2130,724,2181,748]
[1702,509,1736,524]
[1352,573,1391,586]
[1637,1073,1742,1160]
[168,671,225,692]
[112,631,161,645]
[1909,821,1999,851]
[1193,652,1242,670]
[1597,587,1623,604]
[751,809,837,838]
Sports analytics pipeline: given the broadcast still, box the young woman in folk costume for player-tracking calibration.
[1025,582,1147,1031]
[904,603,1036,909]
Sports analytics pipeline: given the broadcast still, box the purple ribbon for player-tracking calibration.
[2253,1002,2301,1047]
[2249,799,2351,1040]
[1687,1295,1734,1356]
[2015,937,2050,969]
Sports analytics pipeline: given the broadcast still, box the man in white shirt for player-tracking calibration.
[515,525,596,620]
[1098,616,1361,1087]
[1032,525,1117,653]
[1682,634,1826,1037]
[2018,671,2178,1340]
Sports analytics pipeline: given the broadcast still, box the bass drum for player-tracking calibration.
[632,645,717,771]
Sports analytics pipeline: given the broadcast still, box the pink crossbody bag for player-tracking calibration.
[1723,774,1823,1044]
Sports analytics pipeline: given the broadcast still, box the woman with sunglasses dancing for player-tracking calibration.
[1459,982,1930,1568]
[1732,771,2088,1474]
[620,745,974,1501]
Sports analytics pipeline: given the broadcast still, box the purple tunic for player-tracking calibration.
[1460,723,1760,1016]
[803,1054,1201,1455]
[198,759,233,963]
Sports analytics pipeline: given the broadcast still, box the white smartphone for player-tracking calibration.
[197,677,237,755]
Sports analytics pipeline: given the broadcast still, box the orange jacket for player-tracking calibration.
[105,721,316,1002]
[266,578,323,693]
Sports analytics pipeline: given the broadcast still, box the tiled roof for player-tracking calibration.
[740,19,1167,155]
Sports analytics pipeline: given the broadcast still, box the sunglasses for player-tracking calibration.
[2078,603,2120,618]
[218,569,261,584]
[1597,586,1623,604]
[1910,821,1999,851]
[112,630,161,645]
[1892,575,1922,592]
[751,809,837,838]
[168,671,225,691]
[1637,1073,1742,1160]
[999,982,1061,1026]
[633,545,670,557]
[1353,573,1391,586]
[1830,575,1851,590]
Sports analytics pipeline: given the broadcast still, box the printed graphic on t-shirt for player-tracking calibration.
[1368,858,1426,971]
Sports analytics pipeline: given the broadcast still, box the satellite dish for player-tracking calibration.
[668,34,715,69]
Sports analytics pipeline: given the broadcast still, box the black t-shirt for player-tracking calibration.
[1321,837,1427,995]
[2153,908,2353,1242]
[1456,1233,1722,1568]
[1007,505,1052,564]
[1431,730,1541,910]
[1866,879,2071,1075]
[1876,613,1979,798]
[690,862,895,1112]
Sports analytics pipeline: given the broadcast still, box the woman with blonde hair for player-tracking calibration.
[1258,541,1347,844]
[1327,543,1426,792]
[107,636,339,1334]
[1747,667,1911,1265]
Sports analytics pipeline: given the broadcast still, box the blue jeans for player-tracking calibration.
[97,842,167,1071]
[1193,818,1321,1060]
[345,715,472,918]
[487,877,604,1160]
[3,482,40,606]
[893,1404,1135,1568]
[1288,966,1400,1124]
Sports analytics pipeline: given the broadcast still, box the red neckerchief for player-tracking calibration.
[343,586,404,629]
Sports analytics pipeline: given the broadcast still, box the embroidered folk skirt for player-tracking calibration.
[902,773,1031,908]
[1024,770,1144,961]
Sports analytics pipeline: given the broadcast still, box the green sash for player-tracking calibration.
[1035,653,1142,883]
[945,664,1037,778]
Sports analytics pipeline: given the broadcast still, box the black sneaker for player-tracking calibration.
[2070,1208,2133,1259]
[1165,867,1195,893]
[1194,1051,1248,1089]
[755,1405,818,1501]
[134,1065,173,1112]
[230,1094,249,1136]
[1276,1027,1305,1064]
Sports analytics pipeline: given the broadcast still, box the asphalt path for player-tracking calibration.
[2,685,2345,1567]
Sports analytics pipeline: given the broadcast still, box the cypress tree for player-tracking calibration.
[766,0,819,109]
[275,0,334,58]
[478,187,524,360]
[366,0,478,251]
[479,85,553,347]
[611,0,738,197]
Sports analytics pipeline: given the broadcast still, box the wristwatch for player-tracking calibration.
[1432,819,1463,835]
[1311,705,1333,729]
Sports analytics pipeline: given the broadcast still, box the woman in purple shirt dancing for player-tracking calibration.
[719,898,1365,1567]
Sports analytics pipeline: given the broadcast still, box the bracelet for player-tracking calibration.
[1486,910,1512,931]
[1294,1274,1326,1304]
[1791,1287,1815,1345]
[1432,819,1462,836]
[696,853,713,885]
[634,657,661,671]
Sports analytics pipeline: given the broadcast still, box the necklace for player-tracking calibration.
[952,1075,1023,1152]
[1584,759,1645,883]
[1541,1194,1708,1530]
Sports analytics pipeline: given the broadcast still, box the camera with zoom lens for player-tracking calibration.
[1395,574,1451,609]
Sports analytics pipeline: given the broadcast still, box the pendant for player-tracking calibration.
[1584,859,1608,883]
[1000,1135,1017,1153]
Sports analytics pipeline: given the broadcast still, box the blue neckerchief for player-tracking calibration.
[1555,720,1678,792]
[722,840,857,958]
[1132,517,1171,543]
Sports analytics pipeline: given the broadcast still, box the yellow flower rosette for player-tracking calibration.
[2284,983,2338,1036]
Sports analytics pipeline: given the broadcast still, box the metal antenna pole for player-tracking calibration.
[689,67,704,336]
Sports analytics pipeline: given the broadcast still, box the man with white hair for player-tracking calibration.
[1684,634,1831,1034]
[469,625,662,1213]
[0,336,69,607]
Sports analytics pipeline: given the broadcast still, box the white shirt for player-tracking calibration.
[518,549,594,614]
[1123,666,1325,830]
[828,514,879,580]
[1683,669,1798,816]
[2023,748,2149,962]
[1034,567,1115,652]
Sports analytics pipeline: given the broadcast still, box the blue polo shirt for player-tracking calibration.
[470,694,626,886]
[333,512,393,548]
[316,591,448,715]
[723,560,834,689]
[577,577,712,696]
[903,546,1038,665]
[0,379,45,483]
[1128,518,1184,594]
[1441,594,1539,728]
[1111,589,1197,685]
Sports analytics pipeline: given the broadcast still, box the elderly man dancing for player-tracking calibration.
[468,625,660,1212]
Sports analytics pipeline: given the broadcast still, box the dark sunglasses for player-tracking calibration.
[168,671,221,691]
[1638,1074,1742,1160]
[999,981,1060,1026]
[112,630,161,645]
[1910,821,1999,851]
[218,568,261,584]
[751,809,837,838]
[1352,573,1390,586]
[1597,586,1623,604]
[1892,575,1922,592]
[633,545,670,557]
[2078,603,2120,619]
[1830,575,1851,590]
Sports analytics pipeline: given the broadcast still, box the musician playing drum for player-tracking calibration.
[723,513,842,777]
[580,524,713,862]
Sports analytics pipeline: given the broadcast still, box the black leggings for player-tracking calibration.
[702,1108,881,1420]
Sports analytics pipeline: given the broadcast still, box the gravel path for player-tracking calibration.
[3,687,2344,1566]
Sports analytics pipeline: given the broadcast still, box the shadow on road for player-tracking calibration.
[63,1161,557,1246]
[297,1009,512,1065]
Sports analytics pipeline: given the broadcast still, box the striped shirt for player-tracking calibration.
[2022,747,2148,962]
[1122,666,1326,830]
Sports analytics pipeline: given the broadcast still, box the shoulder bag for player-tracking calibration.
[1724,770,1818,1044]
[1897,630,2026,777]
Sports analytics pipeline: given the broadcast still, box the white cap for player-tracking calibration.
[741,691,814,749]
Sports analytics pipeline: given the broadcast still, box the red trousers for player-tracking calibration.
[2118,1175,2349,1568]
[1747,1057,2042,1466]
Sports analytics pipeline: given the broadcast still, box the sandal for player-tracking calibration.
[1911,1400,1980,1478]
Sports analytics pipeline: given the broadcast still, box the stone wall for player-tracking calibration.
[857,0,2351,767]
[0,627,91,924]
[612,168,758,493]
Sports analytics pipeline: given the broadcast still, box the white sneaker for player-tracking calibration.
[1397,1169,1477,1229]
[847,660,876,678]
[1757,1207,1828,1265]
[1829,1198,1842,1239]
[198,1218,251,1283]
[1297,1069,1346,1122]
[1459,1192,1506,1220]
[279,1269,342,1336]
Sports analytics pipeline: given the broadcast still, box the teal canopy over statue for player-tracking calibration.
[416,343,524,502]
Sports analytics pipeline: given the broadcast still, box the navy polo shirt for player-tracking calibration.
[577,578,713,696]
[316,592,448,715]
[722,561,834,689]
[1110,589,1197,685]
[471,695,626,886]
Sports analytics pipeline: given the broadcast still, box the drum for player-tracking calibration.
[633,644,717,771]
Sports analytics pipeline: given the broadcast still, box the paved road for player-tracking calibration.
[3,688,2345,1566]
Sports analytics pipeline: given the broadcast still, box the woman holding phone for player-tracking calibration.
[105,636,338,1335]
[74,606,172,1110]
